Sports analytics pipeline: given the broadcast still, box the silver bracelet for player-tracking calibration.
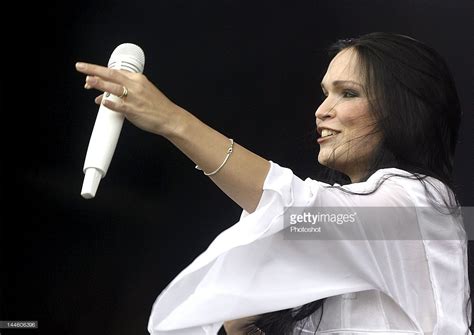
[195,138,234,176]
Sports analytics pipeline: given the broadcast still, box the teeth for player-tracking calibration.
[321,129,337,137]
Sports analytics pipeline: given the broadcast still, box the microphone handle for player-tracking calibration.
[81,63,128,199]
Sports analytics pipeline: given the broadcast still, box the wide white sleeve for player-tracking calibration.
[147,161,429,334]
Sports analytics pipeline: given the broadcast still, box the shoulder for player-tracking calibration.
[305,167,420,207]
[265,162,453,208]
[342,167,414,191]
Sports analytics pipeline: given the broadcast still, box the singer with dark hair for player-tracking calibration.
[76,32,471,334]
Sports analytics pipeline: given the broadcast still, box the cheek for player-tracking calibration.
[338,104,374,134]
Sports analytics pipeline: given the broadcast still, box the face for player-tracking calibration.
[315,48,381,182]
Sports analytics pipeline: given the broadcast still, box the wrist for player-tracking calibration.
[160,104,195,142]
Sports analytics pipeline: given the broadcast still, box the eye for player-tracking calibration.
[342,90,358,98]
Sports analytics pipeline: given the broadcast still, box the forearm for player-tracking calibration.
[165,106,270,213]
[75,62,270,211]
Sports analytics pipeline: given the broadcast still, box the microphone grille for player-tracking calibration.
[108,43,145,73]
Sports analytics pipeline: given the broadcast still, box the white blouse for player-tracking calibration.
[147,161,471,334]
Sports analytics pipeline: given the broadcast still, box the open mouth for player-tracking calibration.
[321,129,339,137]
[318,129,340,142]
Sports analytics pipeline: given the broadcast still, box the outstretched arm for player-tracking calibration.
[76,62,270,213]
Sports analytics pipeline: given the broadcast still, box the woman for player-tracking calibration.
[76,32,471,334]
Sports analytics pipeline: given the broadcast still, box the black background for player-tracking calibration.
[2,1,473,334]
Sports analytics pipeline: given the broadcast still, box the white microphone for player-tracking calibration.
[81,43,145,199]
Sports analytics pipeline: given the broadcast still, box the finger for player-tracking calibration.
[101,96,126,114]
[94,94,104,105]
[76,62,128,85]
[85,75,125,98]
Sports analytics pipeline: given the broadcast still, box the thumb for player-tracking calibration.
[94,94,104,105]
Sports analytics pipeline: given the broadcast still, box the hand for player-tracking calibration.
[224,315,264,334]
[75,62,184,137]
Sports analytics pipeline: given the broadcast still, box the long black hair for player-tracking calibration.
[237,32,467,334]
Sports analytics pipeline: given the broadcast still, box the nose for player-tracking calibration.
[315,98,335,121]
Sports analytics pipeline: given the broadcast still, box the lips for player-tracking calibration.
[317,127,341,144]
[320,129,339,138]
[317,126,341,136]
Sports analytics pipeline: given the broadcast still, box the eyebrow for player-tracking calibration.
[320,80,364,90]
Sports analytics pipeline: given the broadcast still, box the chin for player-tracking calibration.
[317,154,332,168]
[318,151,345,171]
[318,148,334,166]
